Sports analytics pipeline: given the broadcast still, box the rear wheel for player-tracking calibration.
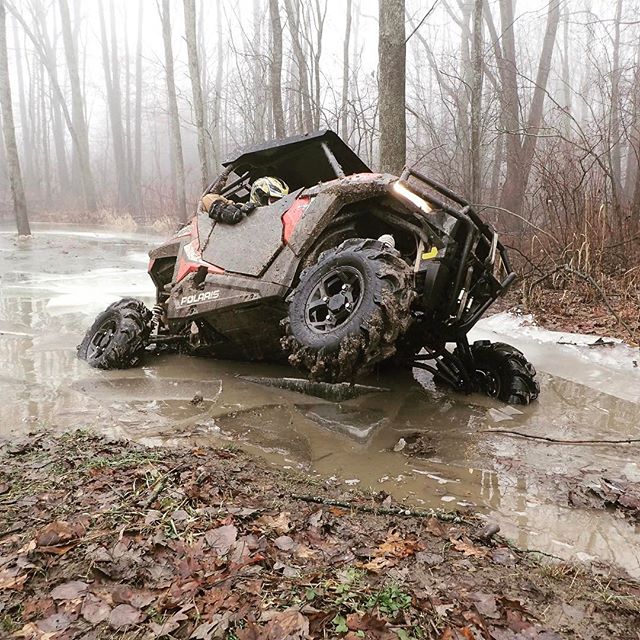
[77,298,152,370]
[282,238,415,382]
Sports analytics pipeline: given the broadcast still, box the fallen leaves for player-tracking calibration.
[204,524,238,556]
[261,609,309,639]
[34,519,87,554]
[108,603,145,628]
[450,537,488,558]
[50,580,88,601]
[1,430,638,640]
[0,567,28,591]
[80,594,111,624]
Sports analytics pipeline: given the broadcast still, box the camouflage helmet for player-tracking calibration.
[250,176,289,206]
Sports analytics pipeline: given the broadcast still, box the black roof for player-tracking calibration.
[222,130,371,190]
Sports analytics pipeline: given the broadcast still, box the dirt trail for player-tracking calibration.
[1,431,639,639]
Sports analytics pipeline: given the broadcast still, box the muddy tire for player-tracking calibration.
[77,298,152,370]
[281,238,415,382]
[471,341,539,404]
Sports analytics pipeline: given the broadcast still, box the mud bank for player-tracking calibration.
[1,431,639,639]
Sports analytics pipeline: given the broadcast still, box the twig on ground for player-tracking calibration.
[289,494,470,523]
[139,464,188,509]
[481,429,640,445]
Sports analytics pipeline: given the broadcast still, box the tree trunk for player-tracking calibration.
[283,0,313,132]
[341,0,352,140]
[183,0,210,190]
[134,0,143,212]
[212,0,224,164]
[470,0,484,204]
[0,0,30,236]
[98,0,130,209]
[609,0,623,211]
[378,0,406,174]
[11,17,33,186]
[58,0,98,211]
[268,0,285,138]
[159,0,187,222]
[495,0,559,217]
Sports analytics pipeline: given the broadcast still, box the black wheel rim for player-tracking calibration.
[87,318,117,358]
[304,265,364,333]
[478,368,500,397]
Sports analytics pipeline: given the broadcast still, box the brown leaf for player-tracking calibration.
[35,520,86,548]
[81,594,111,624]
[0,567,28,591]
[426,516,446,537]
[262,609,309,639]
[111,584,155,608]
[257,512,292,534]
[450,537,488,558]
[470,592,499,619]
[37,612,73,633]
[361,556,391,573]
[50,580,88,601]
[505,609,532,632]
[346,613,387,631]
[205,524,238,556]
[375,532,424,559]
[274,535,295,551]
[108,603,145,628]
[148,610,189,636]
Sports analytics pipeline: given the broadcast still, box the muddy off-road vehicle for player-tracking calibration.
[79,130,539,404]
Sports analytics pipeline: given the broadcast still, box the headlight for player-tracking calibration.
[392,181,433,214]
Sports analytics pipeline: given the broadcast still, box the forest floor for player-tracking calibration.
[501,275,640,346]
[1,432,640,640]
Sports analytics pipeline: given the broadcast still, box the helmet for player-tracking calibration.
[250,177,289,206]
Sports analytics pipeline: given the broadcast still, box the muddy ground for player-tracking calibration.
[1,431,639,640]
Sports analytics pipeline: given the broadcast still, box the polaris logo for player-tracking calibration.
[180,290,221,306]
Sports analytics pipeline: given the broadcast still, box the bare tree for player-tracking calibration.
[470,0,484,203]
[183,0,210,190]
[0,0,30,235]
[98,0,131,208]
[341,0,352,140]
[159,0,187,221]
[58,0,98,210]
[284,0,313,133]
[378,0,406,173]
[487,0,560,217]
[268,0,285,138]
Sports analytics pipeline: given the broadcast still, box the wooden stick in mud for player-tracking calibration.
[288,494,470,523]
[481,429,640,445]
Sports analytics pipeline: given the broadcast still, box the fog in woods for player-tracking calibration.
[1,0,639,262]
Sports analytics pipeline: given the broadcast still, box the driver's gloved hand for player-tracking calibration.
[240,202,257,216]
[210,202,245,225]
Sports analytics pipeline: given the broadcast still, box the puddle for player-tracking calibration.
[1,223,639,578]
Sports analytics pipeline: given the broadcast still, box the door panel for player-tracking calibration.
[201,190,301,276]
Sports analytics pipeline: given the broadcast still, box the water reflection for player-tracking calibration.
[1,225,639,577]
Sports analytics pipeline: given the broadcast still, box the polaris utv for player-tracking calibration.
[78,130,539,405]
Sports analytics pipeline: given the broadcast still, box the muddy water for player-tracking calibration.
[1,224,639,577]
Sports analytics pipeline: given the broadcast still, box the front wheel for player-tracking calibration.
[282,238,415,382]
[435,341,539,405]
[77,298,152,370]
[472,341,539,404]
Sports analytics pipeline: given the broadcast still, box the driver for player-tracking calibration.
[199,176,289,225]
